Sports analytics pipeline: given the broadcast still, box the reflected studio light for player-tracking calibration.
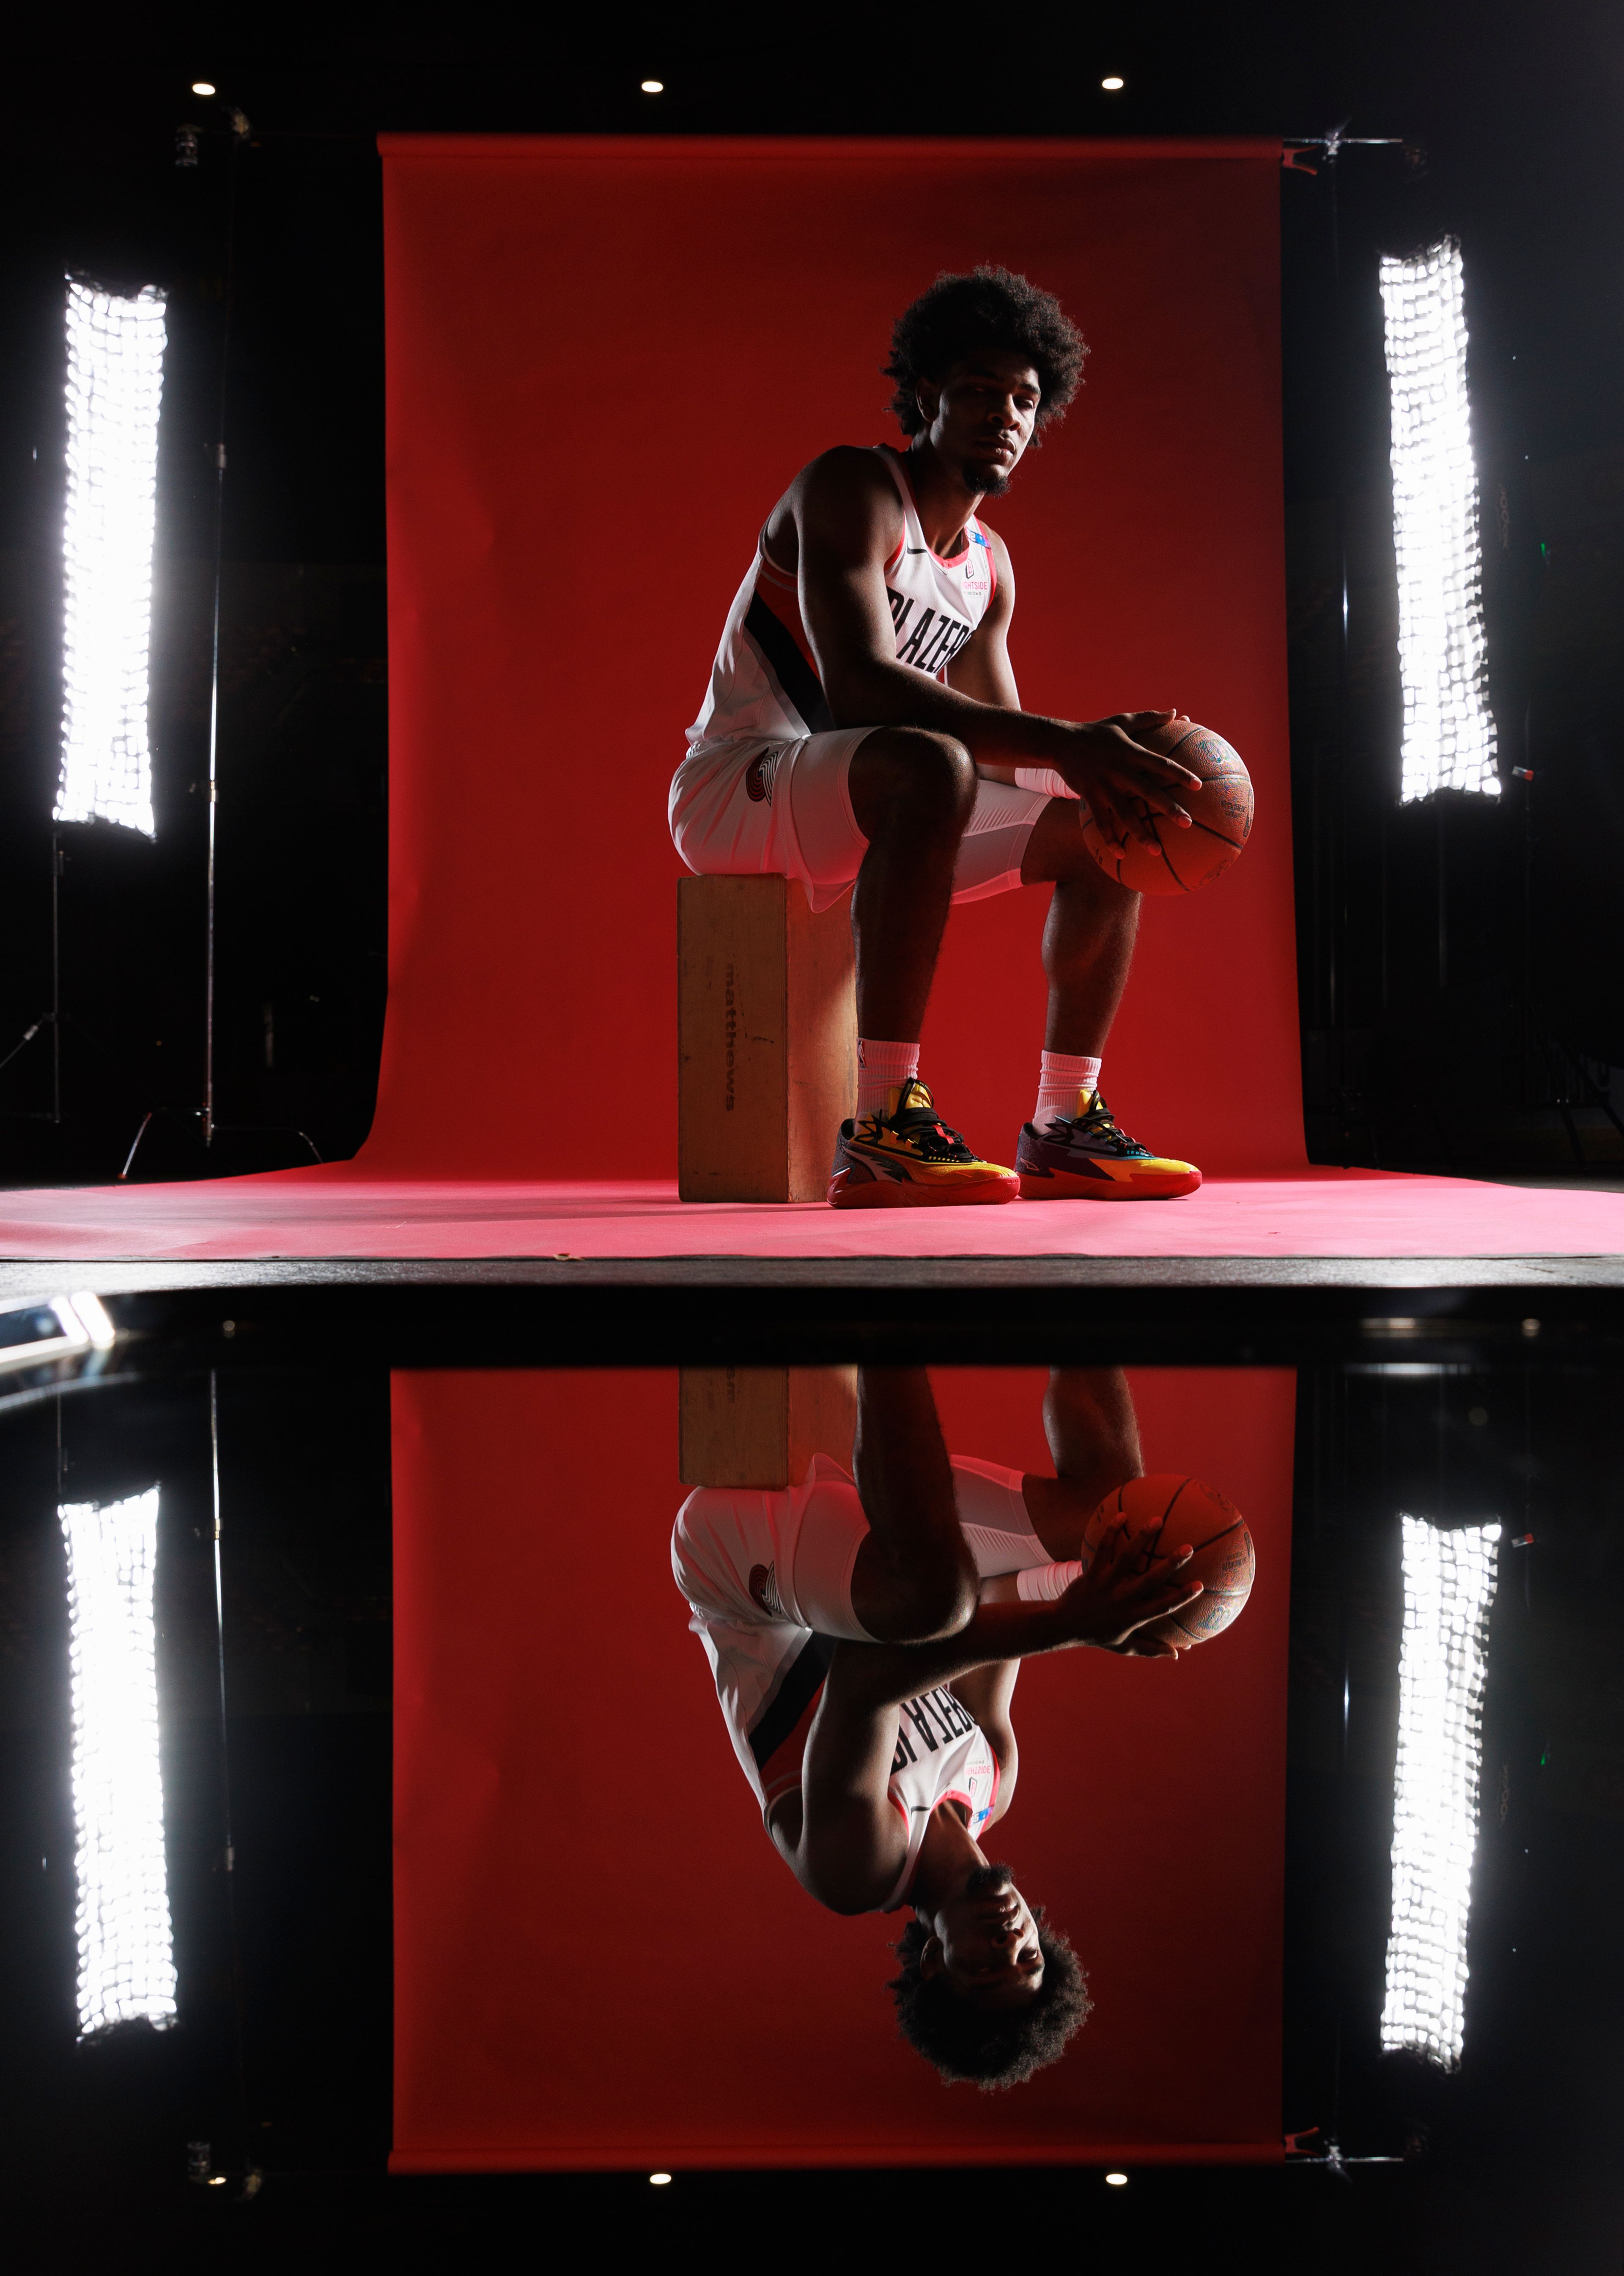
[649,2171,672,2185]
[1378,239,1498,802]
[1105,2171,1128,2186]
[1101,76,1125,90]
[1380,1515,1501,2069]
[60,1491,177,2038]
[57,281,168,837]
[641,79,664,93]
[191,80,216,95]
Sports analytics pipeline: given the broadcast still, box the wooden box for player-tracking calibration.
[679,1365,859,1488]
[677,875,856,1203]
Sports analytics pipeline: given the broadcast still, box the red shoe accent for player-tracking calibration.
[1018,1164,1202,1202]
[828,1166,1020,1208]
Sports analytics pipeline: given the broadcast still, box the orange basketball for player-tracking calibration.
[1081,718,1253,896]
[1081,1472,1255,1649]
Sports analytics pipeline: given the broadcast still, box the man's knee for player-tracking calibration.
[853,727,976,839]
[864,1554,978,1646]
[1023,799,1143,910]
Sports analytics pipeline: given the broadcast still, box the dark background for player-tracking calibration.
[2,1,1622,1181]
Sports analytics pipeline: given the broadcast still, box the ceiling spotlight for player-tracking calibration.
[1105,2172,1128,2186]
[1101,76,1125,91]
[649,2171,672,2185]
[191,81,216,96]
[640,79,664,94]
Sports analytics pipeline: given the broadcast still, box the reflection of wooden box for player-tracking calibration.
[679,1366,858,1489]
[677,875,856,1203]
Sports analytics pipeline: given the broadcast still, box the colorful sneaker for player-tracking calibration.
[828,1078,1020,1208]
[1015,1092,1201,1201]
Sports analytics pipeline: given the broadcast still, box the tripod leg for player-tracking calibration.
[1575,1057,1624,1148]
[118,1112,155,1183]
[1533,1022,1586,1166]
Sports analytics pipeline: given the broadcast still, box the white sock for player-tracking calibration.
[1034,1050,1101,1130]
[856,1037,920,1120]
[1016,1560,1084,1603]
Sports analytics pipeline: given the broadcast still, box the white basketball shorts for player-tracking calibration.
[671,1453,1053,1818]
[669,730,1056,914]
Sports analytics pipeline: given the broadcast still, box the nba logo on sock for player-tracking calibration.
[745,750,780,804]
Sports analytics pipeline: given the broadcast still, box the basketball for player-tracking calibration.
[1081,718,1253,896]
[1081,1472,1255,1649]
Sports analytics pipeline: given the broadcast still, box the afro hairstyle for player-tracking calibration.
[887,1909,1092,2090]
[884,265,1087,439]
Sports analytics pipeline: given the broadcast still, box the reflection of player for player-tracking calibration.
[672,1367,1207,2090]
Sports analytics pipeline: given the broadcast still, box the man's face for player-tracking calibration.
[921,1861,1046,2010]
[916,353,1042,498]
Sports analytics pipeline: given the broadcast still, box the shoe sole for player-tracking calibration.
[1018,1167,1202,1201]
[828,1170,1020,1209]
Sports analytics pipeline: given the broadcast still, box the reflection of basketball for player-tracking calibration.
[1081,719,1253,897]
[1082,1472,1255,1648]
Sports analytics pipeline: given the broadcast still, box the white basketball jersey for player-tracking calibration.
[685,445,997,749]
[673,1454,1030,1912]
[880,1686,999,1912]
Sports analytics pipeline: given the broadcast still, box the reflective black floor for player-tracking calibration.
[2,1292,1621,2268]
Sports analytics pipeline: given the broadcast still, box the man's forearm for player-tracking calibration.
[826,658,1076,770]
[830,1600,1075,1711]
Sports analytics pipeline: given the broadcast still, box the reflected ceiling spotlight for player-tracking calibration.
[1101,76,1125,91]
[1381,1515,1501,2069]
[191,80,216,96]
[641,79,665,93]
[1379,238,1498,801]
[1105,2171,1129,2186]
[60,1490,178,2039]
[648,2171,673,2185]
[57,281,168,837]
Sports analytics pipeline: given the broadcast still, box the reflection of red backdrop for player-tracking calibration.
[392,1367,1295,2169]
[363,138,1300,1179]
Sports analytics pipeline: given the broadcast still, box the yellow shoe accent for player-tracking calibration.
[828,1079,1019,1209]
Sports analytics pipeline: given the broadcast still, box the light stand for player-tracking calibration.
[200,112,247,1152]
[118,98,322,1180]
[0,827,63,1123]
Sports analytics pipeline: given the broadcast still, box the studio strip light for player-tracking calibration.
[1380,1514,1501,2070]
[60,1490,178,2039]
[57,280,168,837]
[1379,238,1498,803]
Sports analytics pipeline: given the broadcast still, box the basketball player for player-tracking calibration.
[671,1366,1202,2089]
[671,266,1206,1207]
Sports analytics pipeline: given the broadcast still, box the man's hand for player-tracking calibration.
[1054,1520,1203,1659]
[1052,710,1202,855]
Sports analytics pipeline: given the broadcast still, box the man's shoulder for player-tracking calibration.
[796,444,902,505]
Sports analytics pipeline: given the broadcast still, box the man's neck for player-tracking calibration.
[901,438,984,557]
[908,1798,983,1915]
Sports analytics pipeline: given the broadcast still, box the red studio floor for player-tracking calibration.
[2,1167,1623,1264]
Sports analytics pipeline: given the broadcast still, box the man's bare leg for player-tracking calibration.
[1019,794,1141,1055]
[1021,1366,1144,1559]
[848,1366,977,1643]
[846,727,977,1039]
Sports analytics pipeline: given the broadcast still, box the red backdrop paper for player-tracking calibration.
[361,137,1302,1179]
[391,1366,1295,2169]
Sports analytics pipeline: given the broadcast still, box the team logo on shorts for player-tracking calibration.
[749,1562,786,1618]
[745,750,782,805]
